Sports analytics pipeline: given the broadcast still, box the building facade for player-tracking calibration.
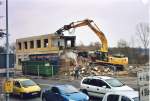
[16,34,75,69]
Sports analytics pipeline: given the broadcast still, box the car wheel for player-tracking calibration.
[9,93,13,97]
[20,93,24,99]
[42,97,47,101]
[37,91,41,97]
[82,89,88,95]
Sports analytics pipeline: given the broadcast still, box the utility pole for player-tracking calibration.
[0,1,11,100]
[5,0,9,100]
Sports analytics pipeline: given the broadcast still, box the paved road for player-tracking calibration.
[10,96,101,101]
[8,76,137,101]
[10,96,40,101]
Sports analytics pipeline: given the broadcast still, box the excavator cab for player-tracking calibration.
[95,50,108,61]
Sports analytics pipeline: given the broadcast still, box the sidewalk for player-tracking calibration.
[0,78,5,101]
[0,94,4,101]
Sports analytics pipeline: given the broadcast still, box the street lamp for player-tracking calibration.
[0,30,11,101]
[0,0,10,100]
[5,0,10,101]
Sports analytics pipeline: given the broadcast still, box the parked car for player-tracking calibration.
[80,76,134,97]
[12,78,41,98]
[41,84,89,101]
[102,91,139,101]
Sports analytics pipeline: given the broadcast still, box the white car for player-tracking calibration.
[102,91,139,101]
[80,76,134,97]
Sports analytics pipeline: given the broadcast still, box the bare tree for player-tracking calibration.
[93,42,101,50]
[0,46,5,53]
[136,23,149,51]
[3,42,16,53]
[9,42,16,53]
[89,42,94,47]
[115,39,130,60]
[0,1,2,5]
[117,39,129,48]
[136,23,149,63]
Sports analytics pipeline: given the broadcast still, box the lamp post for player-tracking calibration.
[0,0,10,100]
[5,0,10,100]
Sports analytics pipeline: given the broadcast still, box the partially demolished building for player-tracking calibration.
[16,34,76,70]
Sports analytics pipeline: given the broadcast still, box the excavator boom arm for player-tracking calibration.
[56,19,108,52]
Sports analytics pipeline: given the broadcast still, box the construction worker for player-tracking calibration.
[74,65,80,79]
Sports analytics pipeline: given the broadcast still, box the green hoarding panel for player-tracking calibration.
[22,61,59,76]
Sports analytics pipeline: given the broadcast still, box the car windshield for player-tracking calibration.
[20,80,37,87]
[105,78,124,87]
[133,97,139,101]
[59,85,79,94]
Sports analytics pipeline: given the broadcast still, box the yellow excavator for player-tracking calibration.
[55,19,128,70]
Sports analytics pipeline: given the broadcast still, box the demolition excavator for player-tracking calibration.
[55,19,128,70]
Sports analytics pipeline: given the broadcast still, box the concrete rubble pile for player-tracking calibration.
[127,65,147,77]
[60,52,129,77]
[80,65,112,76]
[70,64,129,77]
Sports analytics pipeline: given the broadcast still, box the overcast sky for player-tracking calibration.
[0,0,149,47]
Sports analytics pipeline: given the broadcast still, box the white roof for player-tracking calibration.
[87,76,113,80]
[106,91,139,99]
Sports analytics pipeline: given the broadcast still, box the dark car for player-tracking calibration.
[41,84,89,101]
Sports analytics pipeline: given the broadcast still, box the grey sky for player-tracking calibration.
[0,0,149,47]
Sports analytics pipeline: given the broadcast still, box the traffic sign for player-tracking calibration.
[140,85,149,101]
[137,67,150,101]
